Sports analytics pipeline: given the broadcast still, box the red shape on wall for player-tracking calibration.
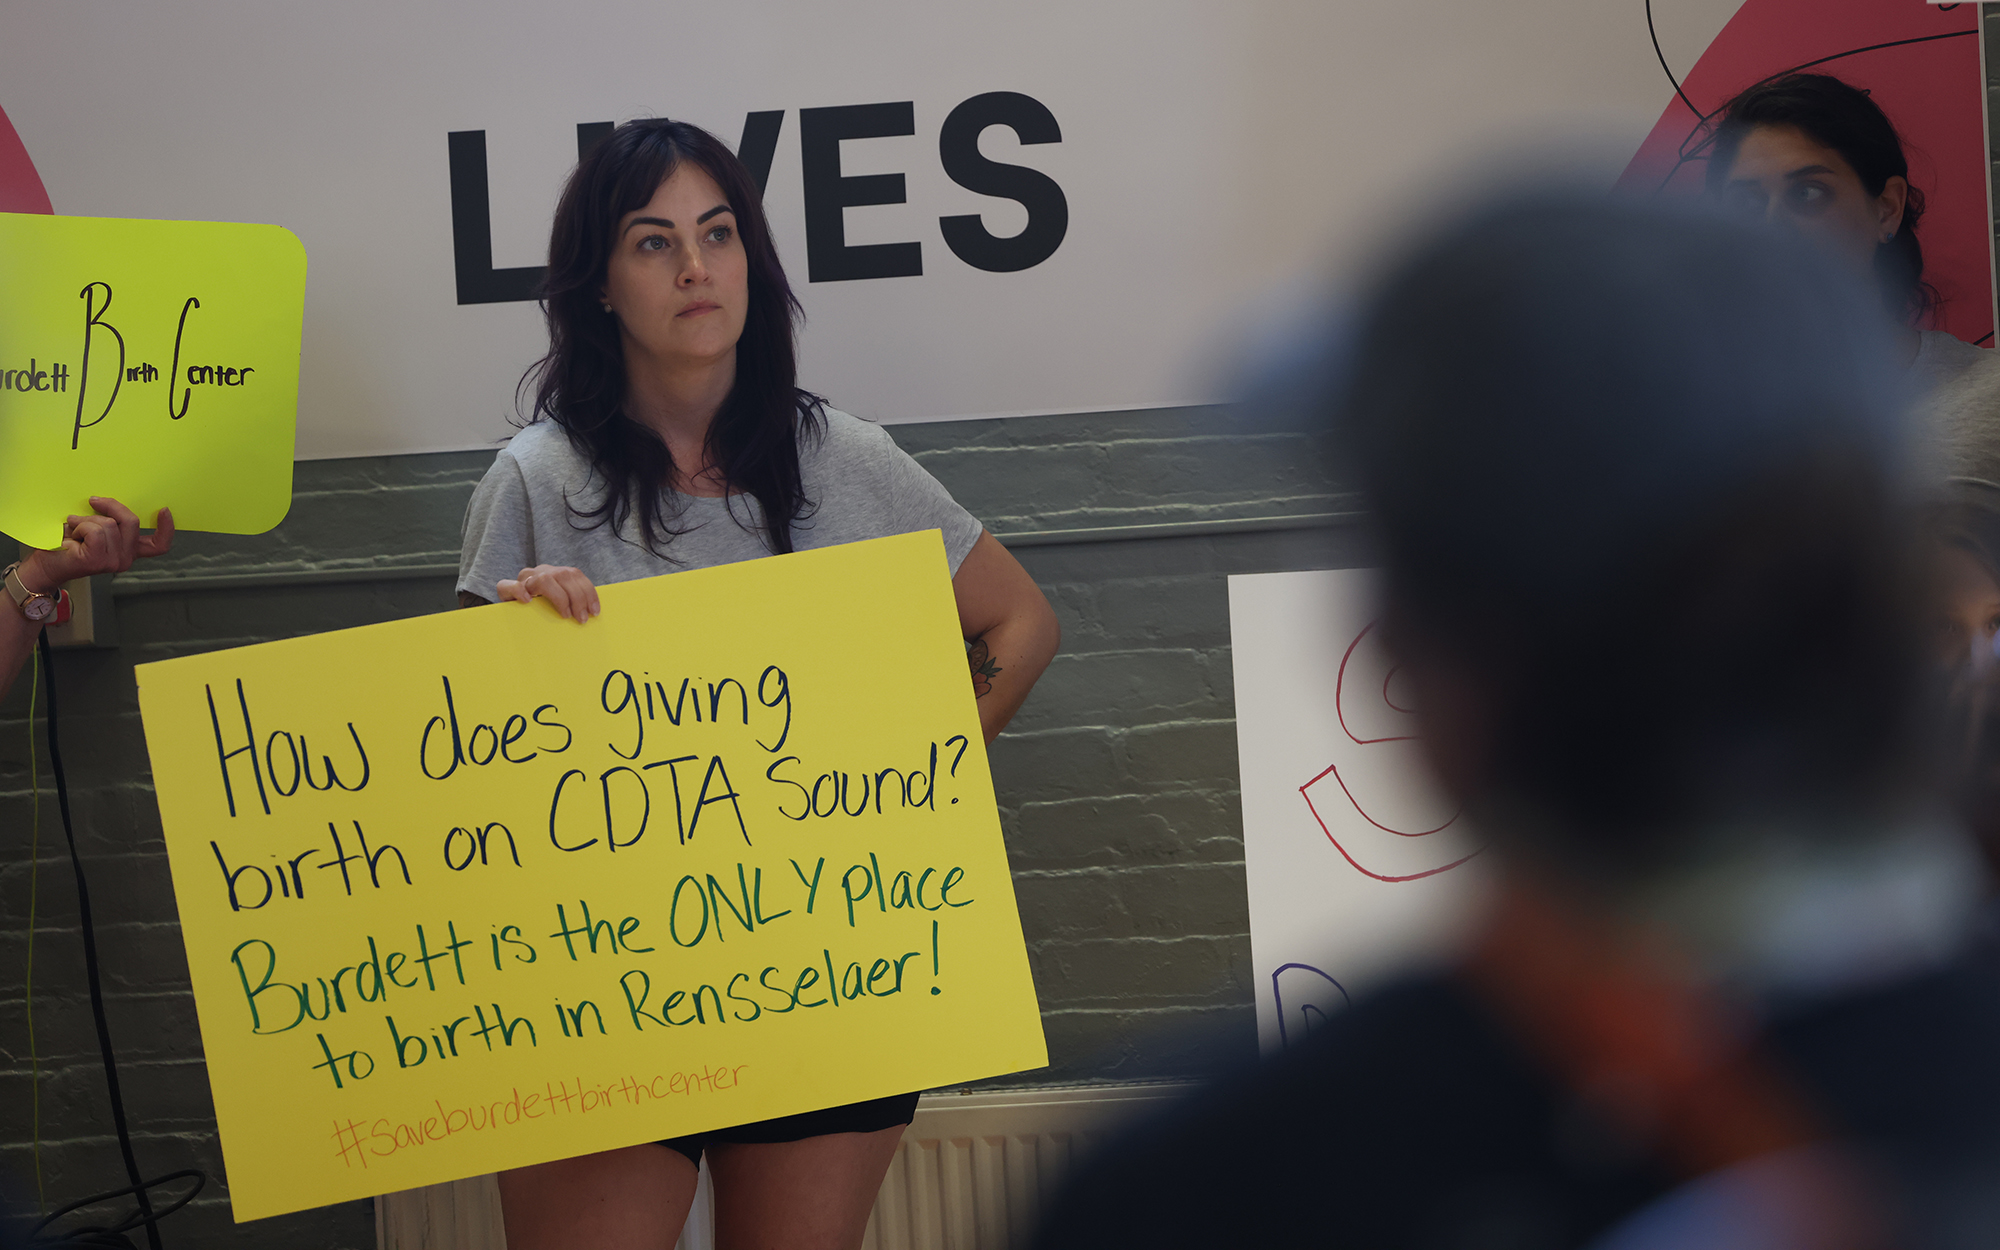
[1621,0,1989,345]
[0,103,53,214]
[1300,618,1481,883]
[1299,762,1480,883]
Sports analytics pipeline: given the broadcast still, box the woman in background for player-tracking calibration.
[456,118,1059,1250]
[1706,73,2000,488]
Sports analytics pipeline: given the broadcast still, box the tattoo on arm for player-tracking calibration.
[968,637,1002,699]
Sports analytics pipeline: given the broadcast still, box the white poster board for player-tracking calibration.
[1229,569,1490,1054]
[0,0,1741,459]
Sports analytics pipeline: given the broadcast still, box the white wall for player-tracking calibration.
[2,1,1740,458]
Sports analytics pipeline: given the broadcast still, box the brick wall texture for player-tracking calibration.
[0,403,1355,1247]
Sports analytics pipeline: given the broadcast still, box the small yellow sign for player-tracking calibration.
[0,212,306,548]
[134,532,1047,1221]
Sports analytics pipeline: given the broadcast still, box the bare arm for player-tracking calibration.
[0,498,173,700]
[952,531,1060,744]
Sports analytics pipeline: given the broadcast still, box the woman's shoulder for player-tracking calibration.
[490,420,598,485]
[1916,332,2000,391]
[814,405,890,442]
[806,405,904,466]
[498,418,583,461]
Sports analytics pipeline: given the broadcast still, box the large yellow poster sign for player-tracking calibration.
[0,212,306,548]
[135,532,1046,1221]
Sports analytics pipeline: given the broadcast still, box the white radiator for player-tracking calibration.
[375,1083,1191,1250]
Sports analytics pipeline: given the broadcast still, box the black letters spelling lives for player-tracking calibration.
[450,93,1066,303]
[70,283,250,448]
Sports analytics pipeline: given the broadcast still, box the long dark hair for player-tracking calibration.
[524,118,823,556]
[1704,73,1936,325]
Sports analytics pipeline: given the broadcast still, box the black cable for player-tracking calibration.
[29,1172,203,1250]
[1780,29,1977,81]
[1646,0,1702,120]
[32,632,171,1250]
[1650,25,1979,193]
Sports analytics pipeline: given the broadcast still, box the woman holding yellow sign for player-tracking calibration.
[455,118,1058,1250]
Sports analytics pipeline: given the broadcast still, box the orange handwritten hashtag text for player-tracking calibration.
[329,1064,750,1165]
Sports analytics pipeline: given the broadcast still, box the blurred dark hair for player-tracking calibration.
[525,117,823,556]
[1337,193,1925,862]
[1704,73,1935,326]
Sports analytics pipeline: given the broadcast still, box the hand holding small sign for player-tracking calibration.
[2,495,174,698]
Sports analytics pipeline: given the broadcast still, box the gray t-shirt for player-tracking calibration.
[1912,330,2000,494]
[456,409,983,600]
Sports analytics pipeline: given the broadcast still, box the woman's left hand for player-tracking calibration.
[497,564,602,623]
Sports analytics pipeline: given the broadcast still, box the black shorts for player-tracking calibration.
[660,1091,920,1168]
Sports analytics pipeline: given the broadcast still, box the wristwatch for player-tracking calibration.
[4,561,65,624]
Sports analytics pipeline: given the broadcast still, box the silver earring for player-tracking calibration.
[602,303,614,314]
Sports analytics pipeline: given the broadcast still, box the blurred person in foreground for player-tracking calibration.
[1032,194,2000,1249]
